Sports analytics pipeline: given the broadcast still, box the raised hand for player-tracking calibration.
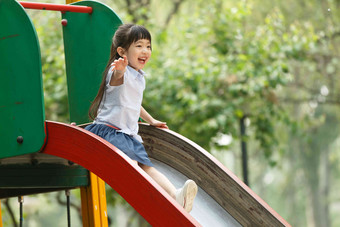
[109,56,128,85]
[111,55,128,73]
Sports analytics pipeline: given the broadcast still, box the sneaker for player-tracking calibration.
[175,180,198,212]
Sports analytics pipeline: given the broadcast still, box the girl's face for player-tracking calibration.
[125,39,152,71]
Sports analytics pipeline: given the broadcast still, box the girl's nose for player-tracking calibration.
[142,47,150,54]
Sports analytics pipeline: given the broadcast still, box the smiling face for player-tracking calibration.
[122,39,152,71]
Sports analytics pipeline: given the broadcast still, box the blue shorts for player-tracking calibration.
[85,123,154,167]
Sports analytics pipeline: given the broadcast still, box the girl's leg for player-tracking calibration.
[139,164,197,212]
[139,164,176,198]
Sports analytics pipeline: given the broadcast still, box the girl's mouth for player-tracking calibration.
[138,58,147,64]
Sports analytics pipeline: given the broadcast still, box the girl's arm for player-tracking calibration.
[110,56,128,86]
[140,106,168,129]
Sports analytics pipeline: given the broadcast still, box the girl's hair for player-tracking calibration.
[88,24,152,120]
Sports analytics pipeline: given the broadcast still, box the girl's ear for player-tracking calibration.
[117,47,125,57]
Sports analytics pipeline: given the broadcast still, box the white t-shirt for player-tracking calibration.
[94,65,146,142]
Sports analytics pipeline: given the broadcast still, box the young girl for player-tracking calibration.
[85,24,198,212]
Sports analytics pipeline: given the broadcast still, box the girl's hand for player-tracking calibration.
[111,56,128,73]
[150,120,169,129]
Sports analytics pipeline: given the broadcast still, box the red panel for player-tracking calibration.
[19,2,93,13]
[42,121,200,226]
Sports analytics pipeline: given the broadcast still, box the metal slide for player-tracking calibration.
[139,124,291,227]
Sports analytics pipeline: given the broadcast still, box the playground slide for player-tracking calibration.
[43,121,289,226]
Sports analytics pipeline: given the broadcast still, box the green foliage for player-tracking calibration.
[29,10,69,122]
[144,0,317,162]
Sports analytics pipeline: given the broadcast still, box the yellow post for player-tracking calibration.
[66,0,78,3]
[0,200,2,227]
[81,173,108,227]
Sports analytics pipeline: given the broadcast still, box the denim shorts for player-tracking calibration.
[85,123,154,167]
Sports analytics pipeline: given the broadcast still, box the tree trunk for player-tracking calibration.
[319,148,330,227]
[303,148,330,227]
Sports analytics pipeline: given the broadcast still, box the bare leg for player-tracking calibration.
[138,162,197,212]
[139,164,177,199]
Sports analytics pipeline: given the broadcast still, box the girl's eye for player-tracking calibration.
[147,46,151,49]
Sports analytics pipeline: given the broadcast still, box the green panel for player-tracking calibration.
[0,164,89,188]
[0,0,45,159]
[62,1,123,124]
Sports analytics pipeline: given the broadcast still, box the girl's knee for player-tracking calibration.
[140,164,160,176]
[140,164,154,172]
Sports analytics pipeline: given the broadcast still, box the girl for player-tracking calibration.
[85,24,198,212]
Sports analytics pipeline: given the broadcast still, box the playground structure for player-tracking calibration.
[0,0,291,226]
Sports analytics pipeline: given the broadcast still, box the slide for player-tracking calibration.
[43,121,289,227]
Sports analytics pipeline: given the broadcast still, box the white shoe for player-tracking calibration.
[175,180,198,212]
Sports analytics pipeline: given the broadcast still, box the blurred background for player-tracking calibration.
[1,0,340,226]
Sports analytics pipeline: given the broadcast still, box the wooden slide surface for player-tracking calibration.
[139,124,291,227]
